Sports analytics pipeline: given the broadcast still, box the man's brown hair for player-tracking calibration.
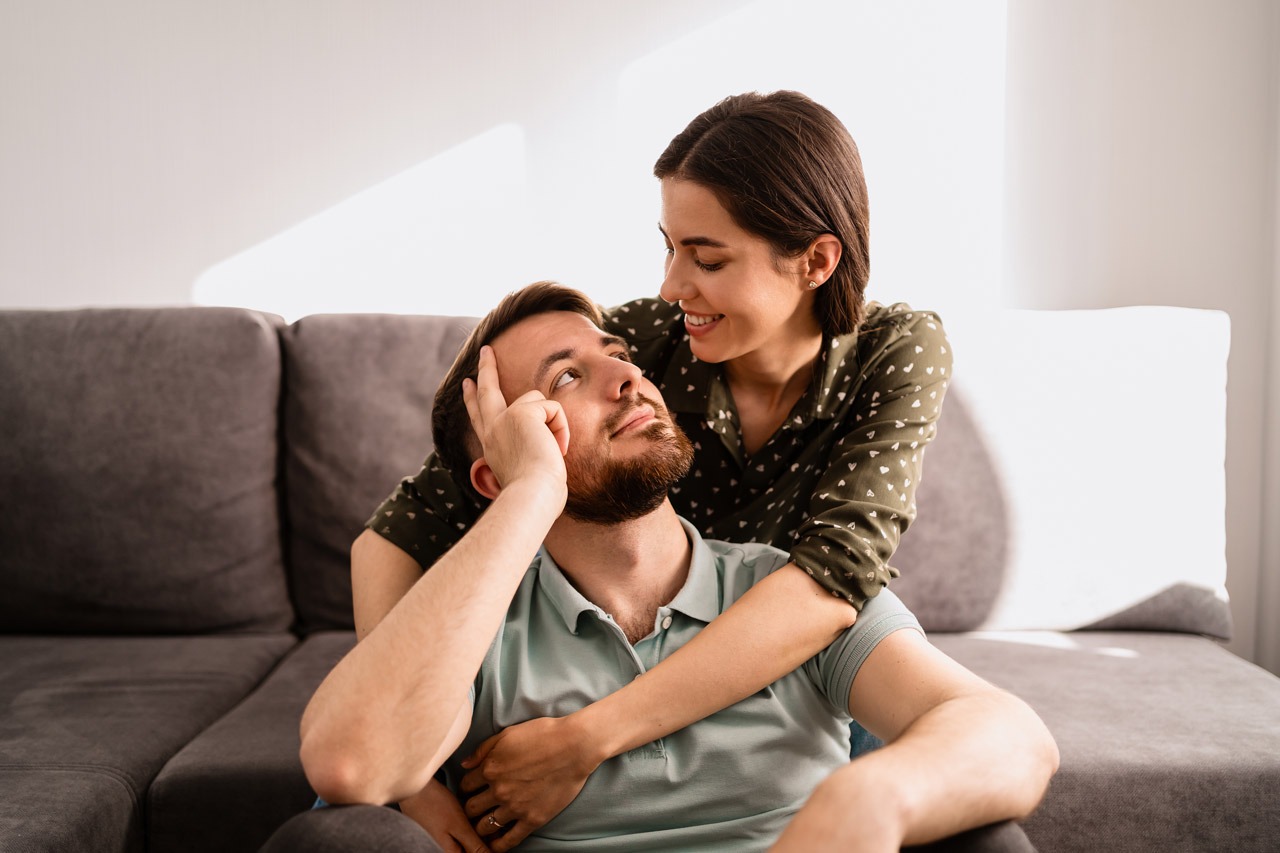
[431,281,603,494]
[654,90,871,336]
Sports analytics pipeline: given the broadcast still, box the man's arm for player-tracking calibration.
[299,364,570,807]
[773,630,1059,851]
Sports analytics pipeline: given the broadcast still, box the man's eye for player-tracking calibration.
[611,351,633,364]
[552,369,579,390]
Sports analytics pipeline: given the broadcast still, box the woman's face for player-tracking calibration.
[658,178,821,365]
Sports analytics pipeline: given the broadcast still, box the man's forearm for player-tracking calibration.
[299,477,565,806]
[844,690,1056,846]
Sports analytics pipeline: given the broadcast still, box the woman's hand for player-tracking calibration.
[459,716,603,852]
[400,778,492,853]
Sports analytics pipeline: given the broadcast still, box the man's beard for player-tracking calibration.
[563,396,694,526]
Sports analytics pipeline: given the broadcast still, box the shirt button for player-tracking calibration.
[660,615,673,630]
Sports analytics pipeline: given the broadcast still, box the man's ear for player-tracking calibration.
[804,234,843,285]
[470,458,502,501]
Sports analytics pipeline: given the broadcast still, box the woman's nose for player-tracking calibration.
[659,264,695,305]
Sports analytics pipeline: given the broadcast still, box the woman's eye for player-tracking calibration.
[694,259,724,272]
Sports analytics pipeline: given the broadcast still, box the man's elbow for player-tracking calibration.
[299,725,394,806]
[1005,693,1060,817]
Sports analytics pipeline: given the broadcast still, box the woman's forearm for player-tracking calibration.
[575,563,857,761]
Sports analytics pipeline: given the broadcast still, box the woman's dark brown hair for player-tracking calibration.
[431,281,602,492]
[654,90,870,336]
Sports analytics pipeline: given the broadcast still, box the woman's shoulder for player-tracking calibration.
[600,297,683,342]
[854,300,949,350]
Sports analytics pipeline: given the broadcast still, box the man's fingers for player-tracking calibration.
[474,345,508,422]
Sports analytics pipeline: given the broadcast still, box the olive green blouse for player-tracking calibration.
[367,298,952,608]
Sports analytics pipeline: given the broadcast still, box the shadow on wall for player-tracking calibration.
[890,388,1010,632]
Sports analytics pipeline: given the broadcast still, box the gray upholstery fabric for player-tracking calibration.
[935,631,1280,852]
[0,769,140,853]
[0,308,292,634]
[892,389,1010,631]
[0,634,294,853]
[280,314,474,633]
[260,804,443,853]
[149,632,355,853]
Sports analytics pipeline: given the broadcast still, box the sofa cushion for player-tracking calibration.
[0,307,293,634]
[0,634,295,853]
[893,307,1231,637]
[280,314,474,633]
[148,631,356,853]
[935,631,1280,852]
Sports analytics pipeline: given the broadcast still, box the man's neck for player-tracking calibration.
[542,500,691,644]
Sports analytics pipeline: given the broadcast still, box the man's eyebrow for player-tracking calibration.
[532,334,629,389]
[533,347,576,390]
[658,222,728,249]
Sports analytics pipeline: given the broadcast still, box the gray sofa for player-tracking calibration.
[1,305,1277,853]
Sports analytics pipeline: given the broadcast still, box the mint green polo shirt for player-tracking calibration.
[442,518,922,852]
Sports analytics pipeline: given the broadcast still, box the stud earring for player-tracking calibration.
[807,281,819,290]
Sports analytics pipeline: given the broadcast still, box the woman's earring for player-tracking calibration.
[807,281,819,289]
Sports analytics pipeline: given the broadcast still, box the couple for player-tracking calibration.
[274,282,1058,852]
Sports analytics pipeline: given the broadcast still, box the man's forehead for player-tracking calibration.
[489,311,613,394]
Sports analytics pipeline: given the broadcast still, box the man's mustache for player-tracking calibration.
[603,394,669,436]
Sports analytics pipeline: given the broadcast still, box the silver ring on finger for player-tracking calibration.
[487,813,507,830]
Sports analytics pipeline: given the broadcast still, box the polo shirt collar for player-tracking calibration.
[533,515,721,634]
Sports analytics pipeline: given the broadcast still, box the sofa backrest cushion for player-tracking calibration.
[892,306,1232,638]
[280,313,475,633]
[0,307,293,634]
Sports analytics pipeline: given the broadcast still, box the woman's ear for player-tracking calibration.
[470,458,502,501]
[804,234,843,286]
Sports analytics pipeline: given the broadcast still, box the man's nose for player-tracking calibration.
[606,356,643,400]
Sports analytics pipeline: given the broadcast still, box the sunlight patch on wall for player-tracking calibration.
[616,0,1008,315]
[193,124,529,321]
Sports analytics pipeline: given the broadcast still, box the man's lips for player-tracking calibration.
[610,403,657,437]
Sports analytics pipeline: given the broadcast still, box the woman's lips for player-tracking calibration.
[683,312,724,338]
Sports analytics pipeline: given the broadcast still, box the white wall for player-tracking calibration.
[1005,0,1280,670]
[2,0,1277,672]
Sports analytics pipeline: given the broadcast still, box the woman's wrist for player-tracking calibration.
[564,702,624,768]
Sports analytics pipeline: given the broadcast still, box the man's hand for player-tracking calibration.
[463,345,569,497]
[457,716,601,852]
[400,779,491,853]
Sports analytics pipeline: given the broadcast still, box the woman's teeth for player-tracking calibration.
[685,313,723,327]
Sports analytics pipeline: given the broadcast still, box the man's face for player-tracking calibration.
[488,311,693,524]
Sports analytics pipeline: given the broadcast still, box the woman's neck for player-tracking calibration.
[725,324,824,456]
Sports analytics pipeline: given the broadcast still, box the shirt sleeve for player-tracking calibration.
[806,588,924,710]
[789,310,954,608]
[365,451,486,570]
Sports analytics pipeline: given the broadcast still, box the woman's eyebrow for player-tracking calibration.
[658,222,727,249]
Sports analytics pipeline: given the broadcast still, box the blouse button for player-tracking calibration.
[660,615,673,630]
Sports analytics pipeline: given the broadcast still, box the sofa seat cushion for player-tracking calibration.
[934,630,1280,853]
[148,631,356,853]
[0,634,295,853]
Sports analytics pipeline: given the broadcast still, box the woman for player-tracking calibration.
[355,90,952,850]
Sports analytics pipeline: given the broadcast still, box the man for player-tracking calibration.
[288,283,1058,852]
